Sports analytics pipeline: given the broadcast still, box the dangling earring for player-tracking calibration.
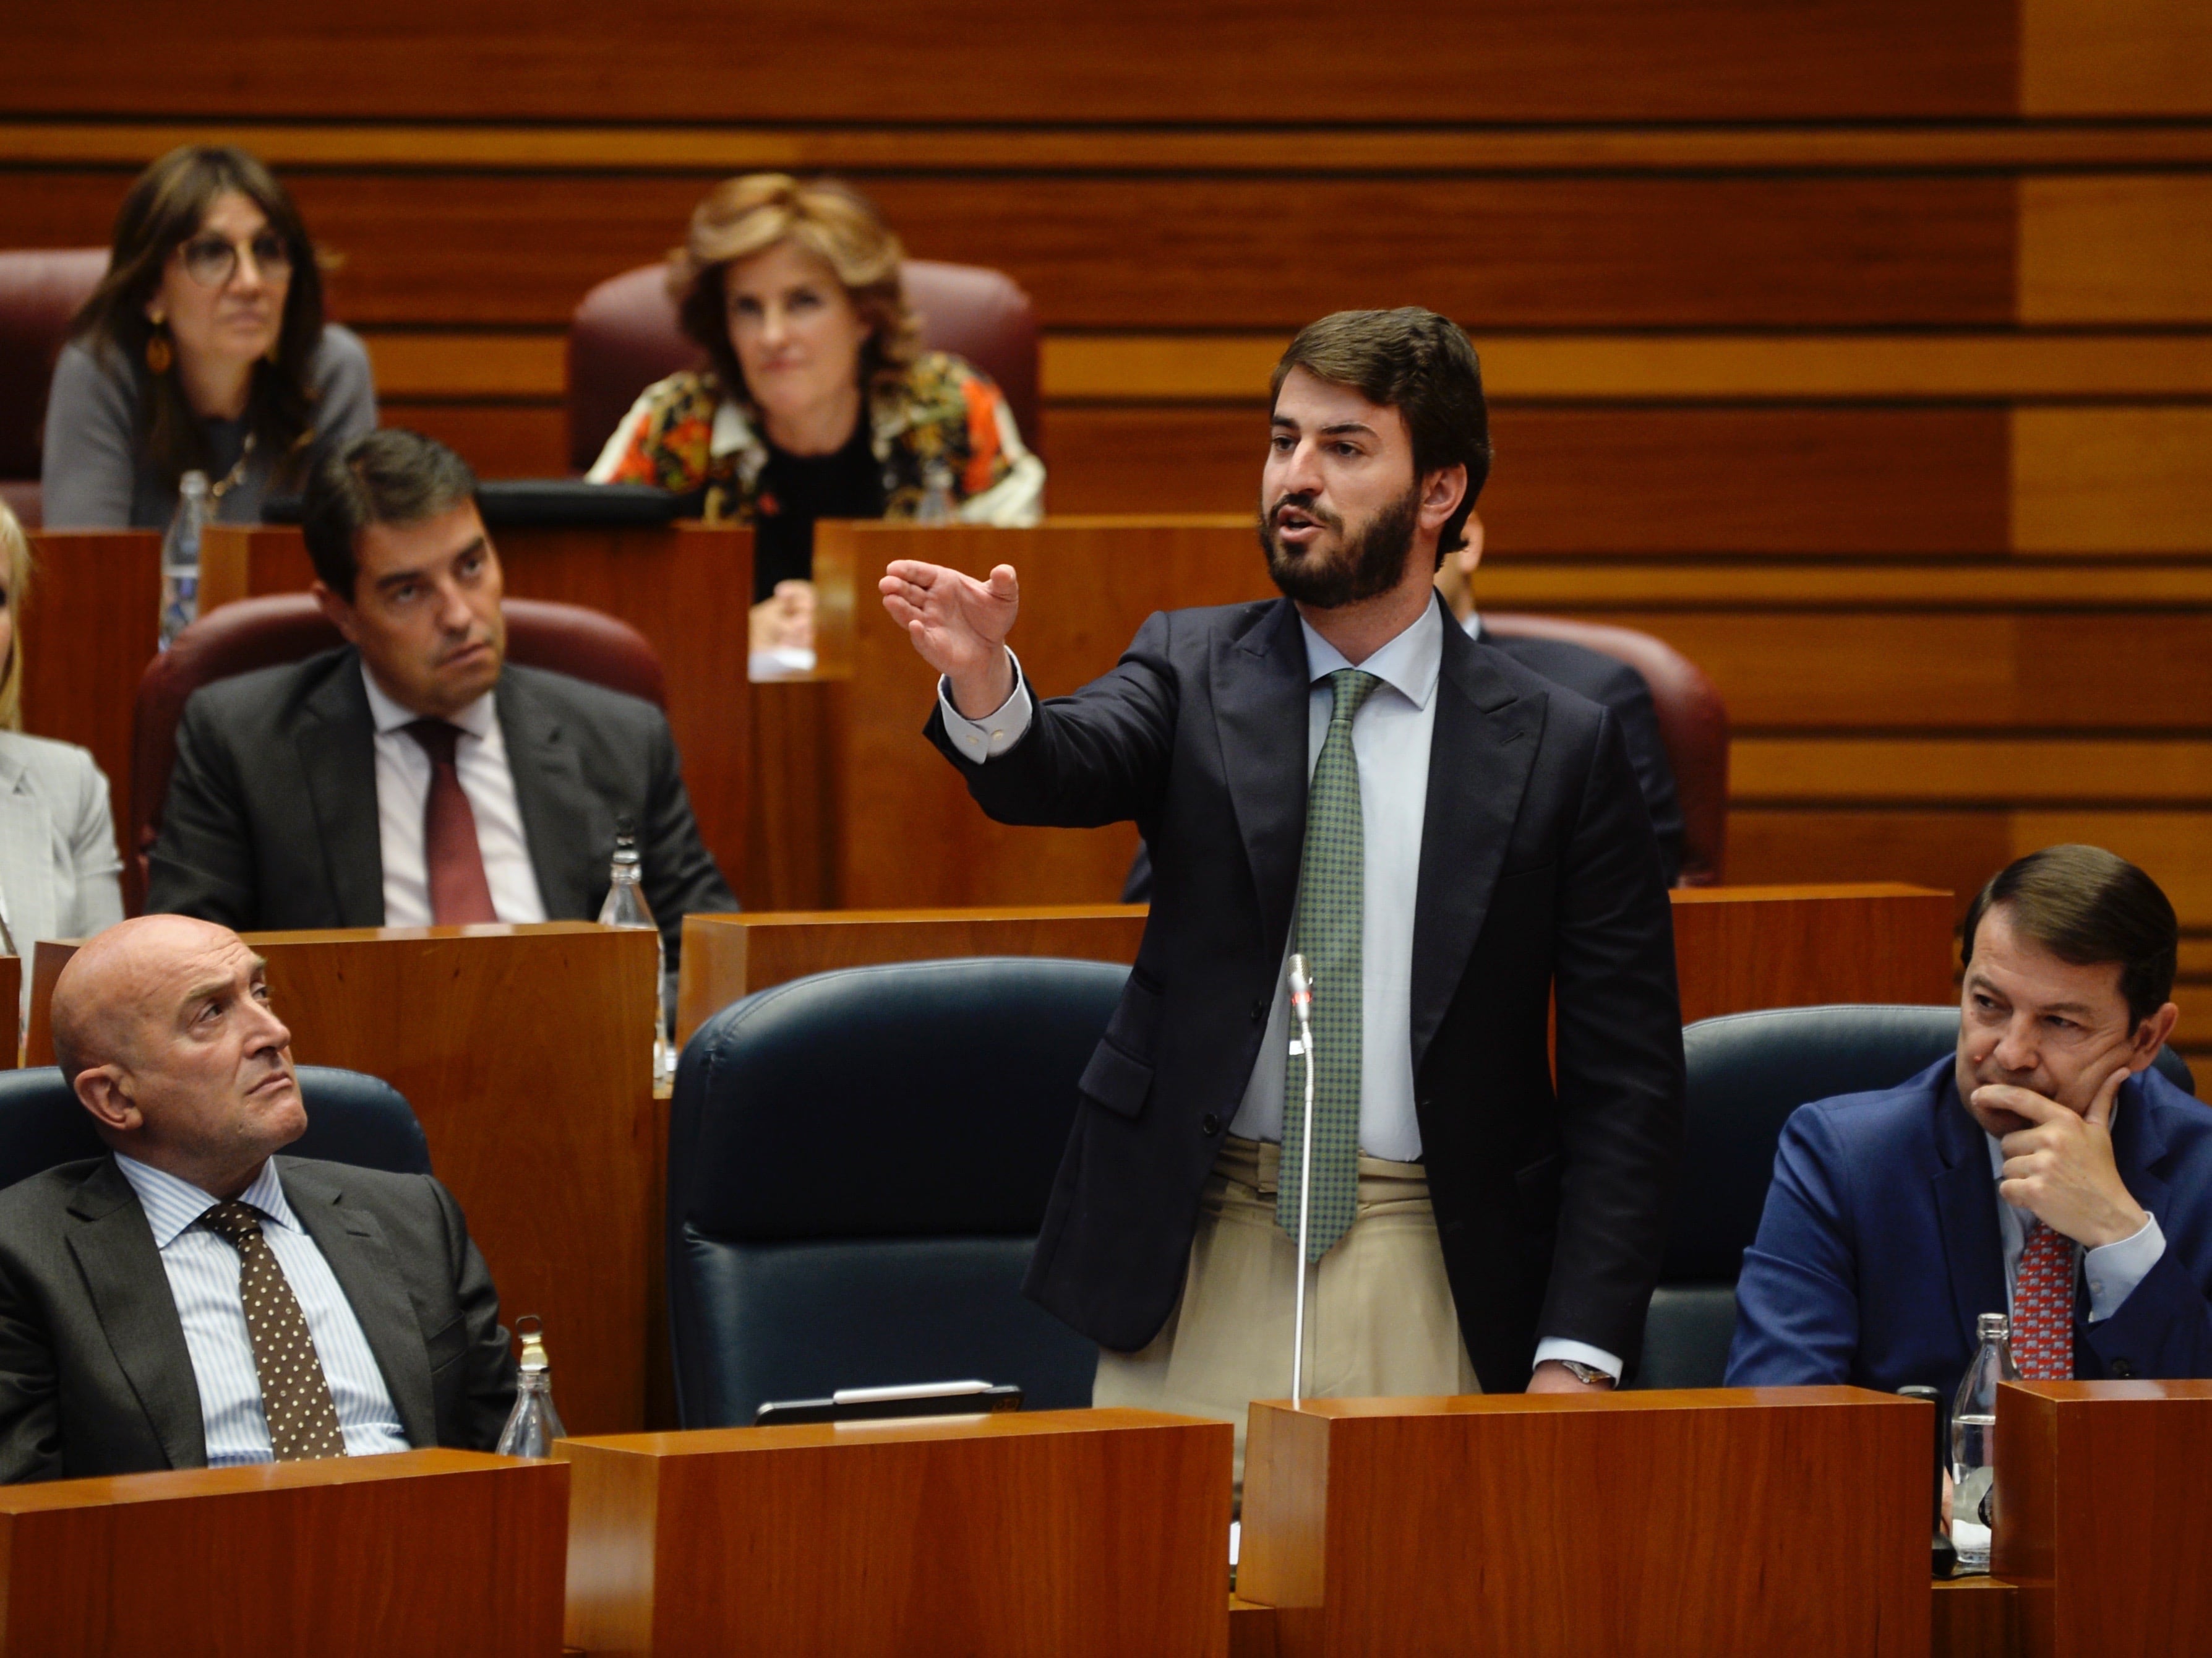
[145,320,173,376]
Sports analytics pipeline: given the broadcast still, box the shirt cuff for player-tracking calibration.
[1533,1338,1624,1384]
[936,650,1032,762]
[2084,1211,2166,1323]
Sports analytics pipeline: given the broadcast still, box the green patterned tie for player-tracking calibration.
[1279,668,1383,1261]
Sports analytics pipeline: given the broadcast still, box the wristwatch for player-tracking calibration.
[1557,1359,1615,1388]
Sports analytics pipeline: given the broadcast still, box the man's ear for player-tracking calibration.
[2128,1003,2182,1072]
[310,578,362,648]
[1419,463,1468,534]
[74,1066,142,1136]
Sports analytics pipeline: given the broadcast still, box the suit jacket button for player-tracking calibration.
[1201,1113,1223,1136]
[1250,999,1266,1023]
[2112,1359,2138,1378]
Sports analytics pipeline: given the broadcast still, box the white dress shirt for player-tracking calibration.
[114,1154,409,1464]
[1985,1126,2164,1324]
[940,596,1622,1378]
[361,666,547,927]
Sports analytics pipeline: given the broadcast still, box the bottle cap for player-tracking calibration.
[179,470,210,495]
[1978,1312,2010,1340]
[515,1314,551,1373]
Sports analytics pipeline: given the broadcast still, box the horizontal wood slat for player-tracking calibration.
[3,1,2016,124]
[2023,0,2212,117]
[1731,739,2212,804]
[2012,407,2212,554]
[0,172,2021,330]
[11,121,2212,174]
[376,403,566,478]
[1472,561,2212,608]
[2020,176,2212,322]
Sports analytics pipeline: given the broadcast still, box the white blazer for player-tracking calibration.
[0,731,125,960]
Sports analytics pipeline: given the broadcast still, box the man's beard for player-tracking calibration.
[1258,481,1421,609]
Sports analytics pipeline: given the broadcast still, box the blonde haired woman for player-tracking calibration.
[588,174,1044,651]
[0,502,126,965]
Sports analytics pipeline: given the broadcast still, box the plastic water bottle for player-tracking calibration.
[1949,1312,2019,1573]
[495,1316,567,1458]
[916,460,955,525]
[596,820,669,1083]
[158,470,210,650]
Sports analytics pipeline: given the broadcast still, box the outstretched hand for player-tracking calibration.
[1979,1059,2148,1249]
[880,559,1019,717]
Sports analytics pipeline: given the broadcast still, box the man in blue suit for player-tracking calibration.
[1728,844,2209,1394]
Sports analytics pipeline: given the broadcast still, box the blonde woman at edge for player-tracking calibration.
[0,502,126,995]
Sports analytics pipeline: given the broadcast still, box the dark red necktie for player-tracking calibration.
[401,719,498,924]
[2013,1219,2076,1380]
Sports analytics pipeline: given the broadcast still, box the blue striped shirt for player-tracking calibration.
[113,1155,411,1465]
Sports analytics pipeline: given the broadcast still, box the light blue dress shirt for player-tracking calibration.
[113,1155,411,1464]
[939,597,1623,1380]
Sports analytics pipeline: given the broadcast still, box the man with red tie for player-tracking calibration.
[1728,844,2212,1393]
[146,429,734,969]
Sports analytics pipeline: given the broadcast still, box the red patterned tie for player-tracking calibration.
[2013,1219,2076,1380]
[402,719,498,925]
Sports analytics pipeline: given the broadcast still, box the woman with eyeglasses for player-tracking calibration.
[40,145,377,529]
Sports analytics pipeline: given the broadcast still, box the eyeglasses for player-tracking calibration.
[178,230,293,289]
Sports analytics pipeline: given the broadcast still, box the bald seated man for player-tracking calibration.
[0,915,515,1483]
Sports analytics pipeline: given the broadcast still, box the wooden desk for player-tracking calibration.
[28,922,660,1434]
[558,1407,1233,1656]
[1240,1387,1927,1657]
[674,904,1149,1044]
[0,1448,567,1656]
[672,884,1950,1049]
[202,522,755,895]
[1995,1379,2212,1656]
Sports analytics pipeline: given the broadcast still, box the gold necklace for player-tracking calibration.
[205,431,258,504]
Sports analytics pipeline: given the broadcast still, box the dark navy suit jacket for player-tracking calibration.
[1726,1057,2212,1396]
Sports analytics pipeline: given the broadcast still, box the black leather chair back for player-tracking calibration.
[0,1065,431,1195]
[1635,1003,2196,1390]
[667,956,1124,1427]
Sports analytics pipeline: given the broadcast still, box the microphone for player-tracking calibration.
[1286,954,1317,1406]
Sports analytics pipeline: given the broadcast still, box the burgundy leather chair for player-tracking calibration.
[1483,613,1731,886]
[566,259,1042,475]
[130,593,665,901]
[0,248,109,528]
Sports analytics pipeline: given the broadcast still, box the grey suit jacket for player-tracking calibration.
[0,1154,517,1484]
[0,731,126,960]
[144,647,735,968]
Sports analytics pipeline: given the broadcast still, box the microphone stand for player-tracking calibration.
[1287,953,1316,1406]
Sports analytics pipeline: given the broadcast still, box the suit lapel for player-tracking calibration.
[1407,619,1544,1072]
[2111,1075,2171,1239]
[0,750,57,950]
[64,1159,207,1469]
[281,1162,438,1448]
[1931,1076,2008,1346]
[293,656,385,926]
[496,669,598,920]
[1210,603,1311,960]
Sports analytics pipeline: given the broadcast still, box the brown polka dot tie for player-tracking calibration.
[201,1201,349,1461]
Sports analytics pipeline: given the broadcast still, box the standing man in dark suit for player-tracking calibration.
[0,914,516,1483]
[145,428,735,973]
[1433,513,1685,886]
[1728,845,2210,1395]
[881,309,1683,1469]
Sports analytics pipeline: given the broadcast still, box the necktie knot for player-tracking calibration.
[1324,668,1383,728]
[402,718,463,769]
[200,1199,268,1250]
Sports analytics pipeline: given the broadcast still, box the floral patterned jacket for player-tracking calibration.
[586,351,1044,526]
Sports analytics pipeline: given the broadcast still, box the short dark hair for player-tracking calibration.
[1271,307,1492,559]
[1960,844,2178,1027]
[302,428,478,598]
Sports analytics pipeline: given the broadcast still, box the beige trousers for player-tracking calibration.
[1093,1134,1478,1491]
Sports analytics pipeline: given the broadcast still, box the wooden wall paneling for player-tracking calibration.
[20,531,159,863]
[2023,0,2212,114]
[25,925,663,1435]
[826,518,1264,910]
[1559,612,2212,729]
[0,1451,569,1657]
[1670,884,1958,1023]
[1050,404,2016,552]
[377,402,568,479]
[1730,737,2212,805]
[2011,407,2212,554]
[1238,1388,1929,1658]
[2018,176,2212,322]
[673,904,1149,1044]
[0,172,2020,331]
[2008,811,2212,925]
[557,1409,1233,1657]
[4,1,2017,122]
